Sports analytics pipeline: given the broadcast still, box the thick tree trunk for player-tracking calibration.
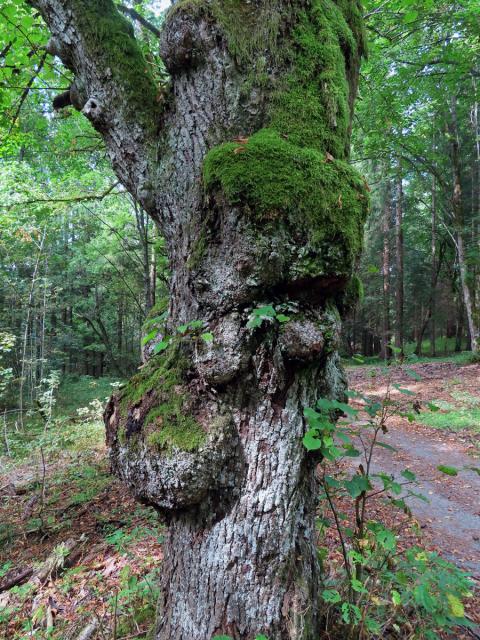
[31,1,368,637]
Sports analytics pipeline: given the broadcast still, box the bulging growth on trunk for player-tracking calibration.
[31,0,368,637]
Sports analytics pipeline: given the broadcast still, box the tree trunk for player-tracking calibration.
[31,1,368,637]
[431,173,437,356]
[394,163,404,356]
[381,177,392,360]
[448,95,479,354]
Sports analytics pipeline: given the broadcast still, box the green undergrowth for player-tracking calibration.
[417,391,480,434]
[0,376,119,463]
[118,346,206,453]
[0,394,164,639]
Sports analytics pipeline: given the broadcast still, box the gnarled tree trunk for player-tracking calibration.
[30,0,368,637]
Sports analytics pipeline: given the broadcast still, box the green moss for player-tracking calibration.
[194,0,368,277]
[203,129,368,276]
[343,274,364,306]
[118,345,206,454]
[119,348,181,410]
[146,411,206,452]
[73,0,158,132]
[168,0,283,67]
[269,0,356,157]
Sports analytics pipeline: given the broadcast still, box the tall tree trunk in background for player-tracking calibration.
[395,163,404,356]
[430,174,437,356]
[134,203,155,312]
[381,178,392,360]
[472,78,480,338]
[449,95,479,354]
[31,1,368,637]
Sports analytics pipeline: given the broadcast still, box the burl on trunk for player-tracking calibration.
[32,0,368,637]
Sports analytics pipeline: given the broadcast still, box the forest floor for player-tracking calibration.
[0,363,478,639]
[347,361,480,576]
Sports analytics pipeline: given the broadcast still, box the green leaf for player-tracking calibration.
[437,465,458,477]
[403,10,418,23]
[467,466,480,476]
[446,593,464,618]
[344,475,371,498]
[153,340,169,354]
[201,332,214,343]
[375,441,397,452]
[212,636,233,640]
[393,384,415,396]
[246,316,263,329]
[322,589,341,604]
[351,578,367,594]
[302,429,323,451]
[304,407,321,421]
[316,398,336,411]
[401,469,416,482]
[276,314,290,323]
[341,602,361,624]
[141,329,158,345]
[391,590,402,606]
[253,305,276,317]
[405,368,422,381]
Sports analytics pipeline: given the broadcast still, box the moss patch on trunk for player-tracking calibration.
[117,347,206,454]
[203,128,368,276]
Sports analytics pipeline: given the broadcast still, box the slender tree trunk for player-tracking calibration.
[381,178,392,360]
[32,1,368,636]
[18,230,46,428]
[449,95,479,354]
[394,163,404,356]
[431,174,437,356]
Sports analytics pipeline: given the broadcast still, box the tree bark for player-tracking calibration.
[30,1,368,637]
[381,177,392,360]
[394,162,404,356]
[448,95,479,354]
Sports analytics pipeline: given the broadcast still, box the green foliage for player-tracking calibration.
[246,304,290,330]
[308,378,474,639]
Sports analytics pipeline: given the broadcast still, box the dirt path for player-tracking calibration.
[347,362,480,577]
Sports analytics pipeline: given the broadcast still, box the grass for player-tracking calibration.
[343,344,476,368]
[416,391,480,434]
[0,375,121,464]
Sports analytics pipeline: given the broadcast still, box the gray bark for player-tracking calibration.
[30,0,367,637]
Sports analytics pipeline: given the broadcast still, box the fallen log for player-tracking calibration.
[74,618,99,640]
[0,535,86,594]
[0,567,33,592]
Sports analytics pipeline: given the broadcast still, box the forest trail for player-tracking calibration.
[347,362,480,576]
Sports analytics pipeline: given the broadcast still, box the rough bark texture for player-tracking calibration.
[30,0,368,637]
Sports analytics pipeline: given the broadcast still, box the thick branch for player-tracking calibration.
[28,0,162,213]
